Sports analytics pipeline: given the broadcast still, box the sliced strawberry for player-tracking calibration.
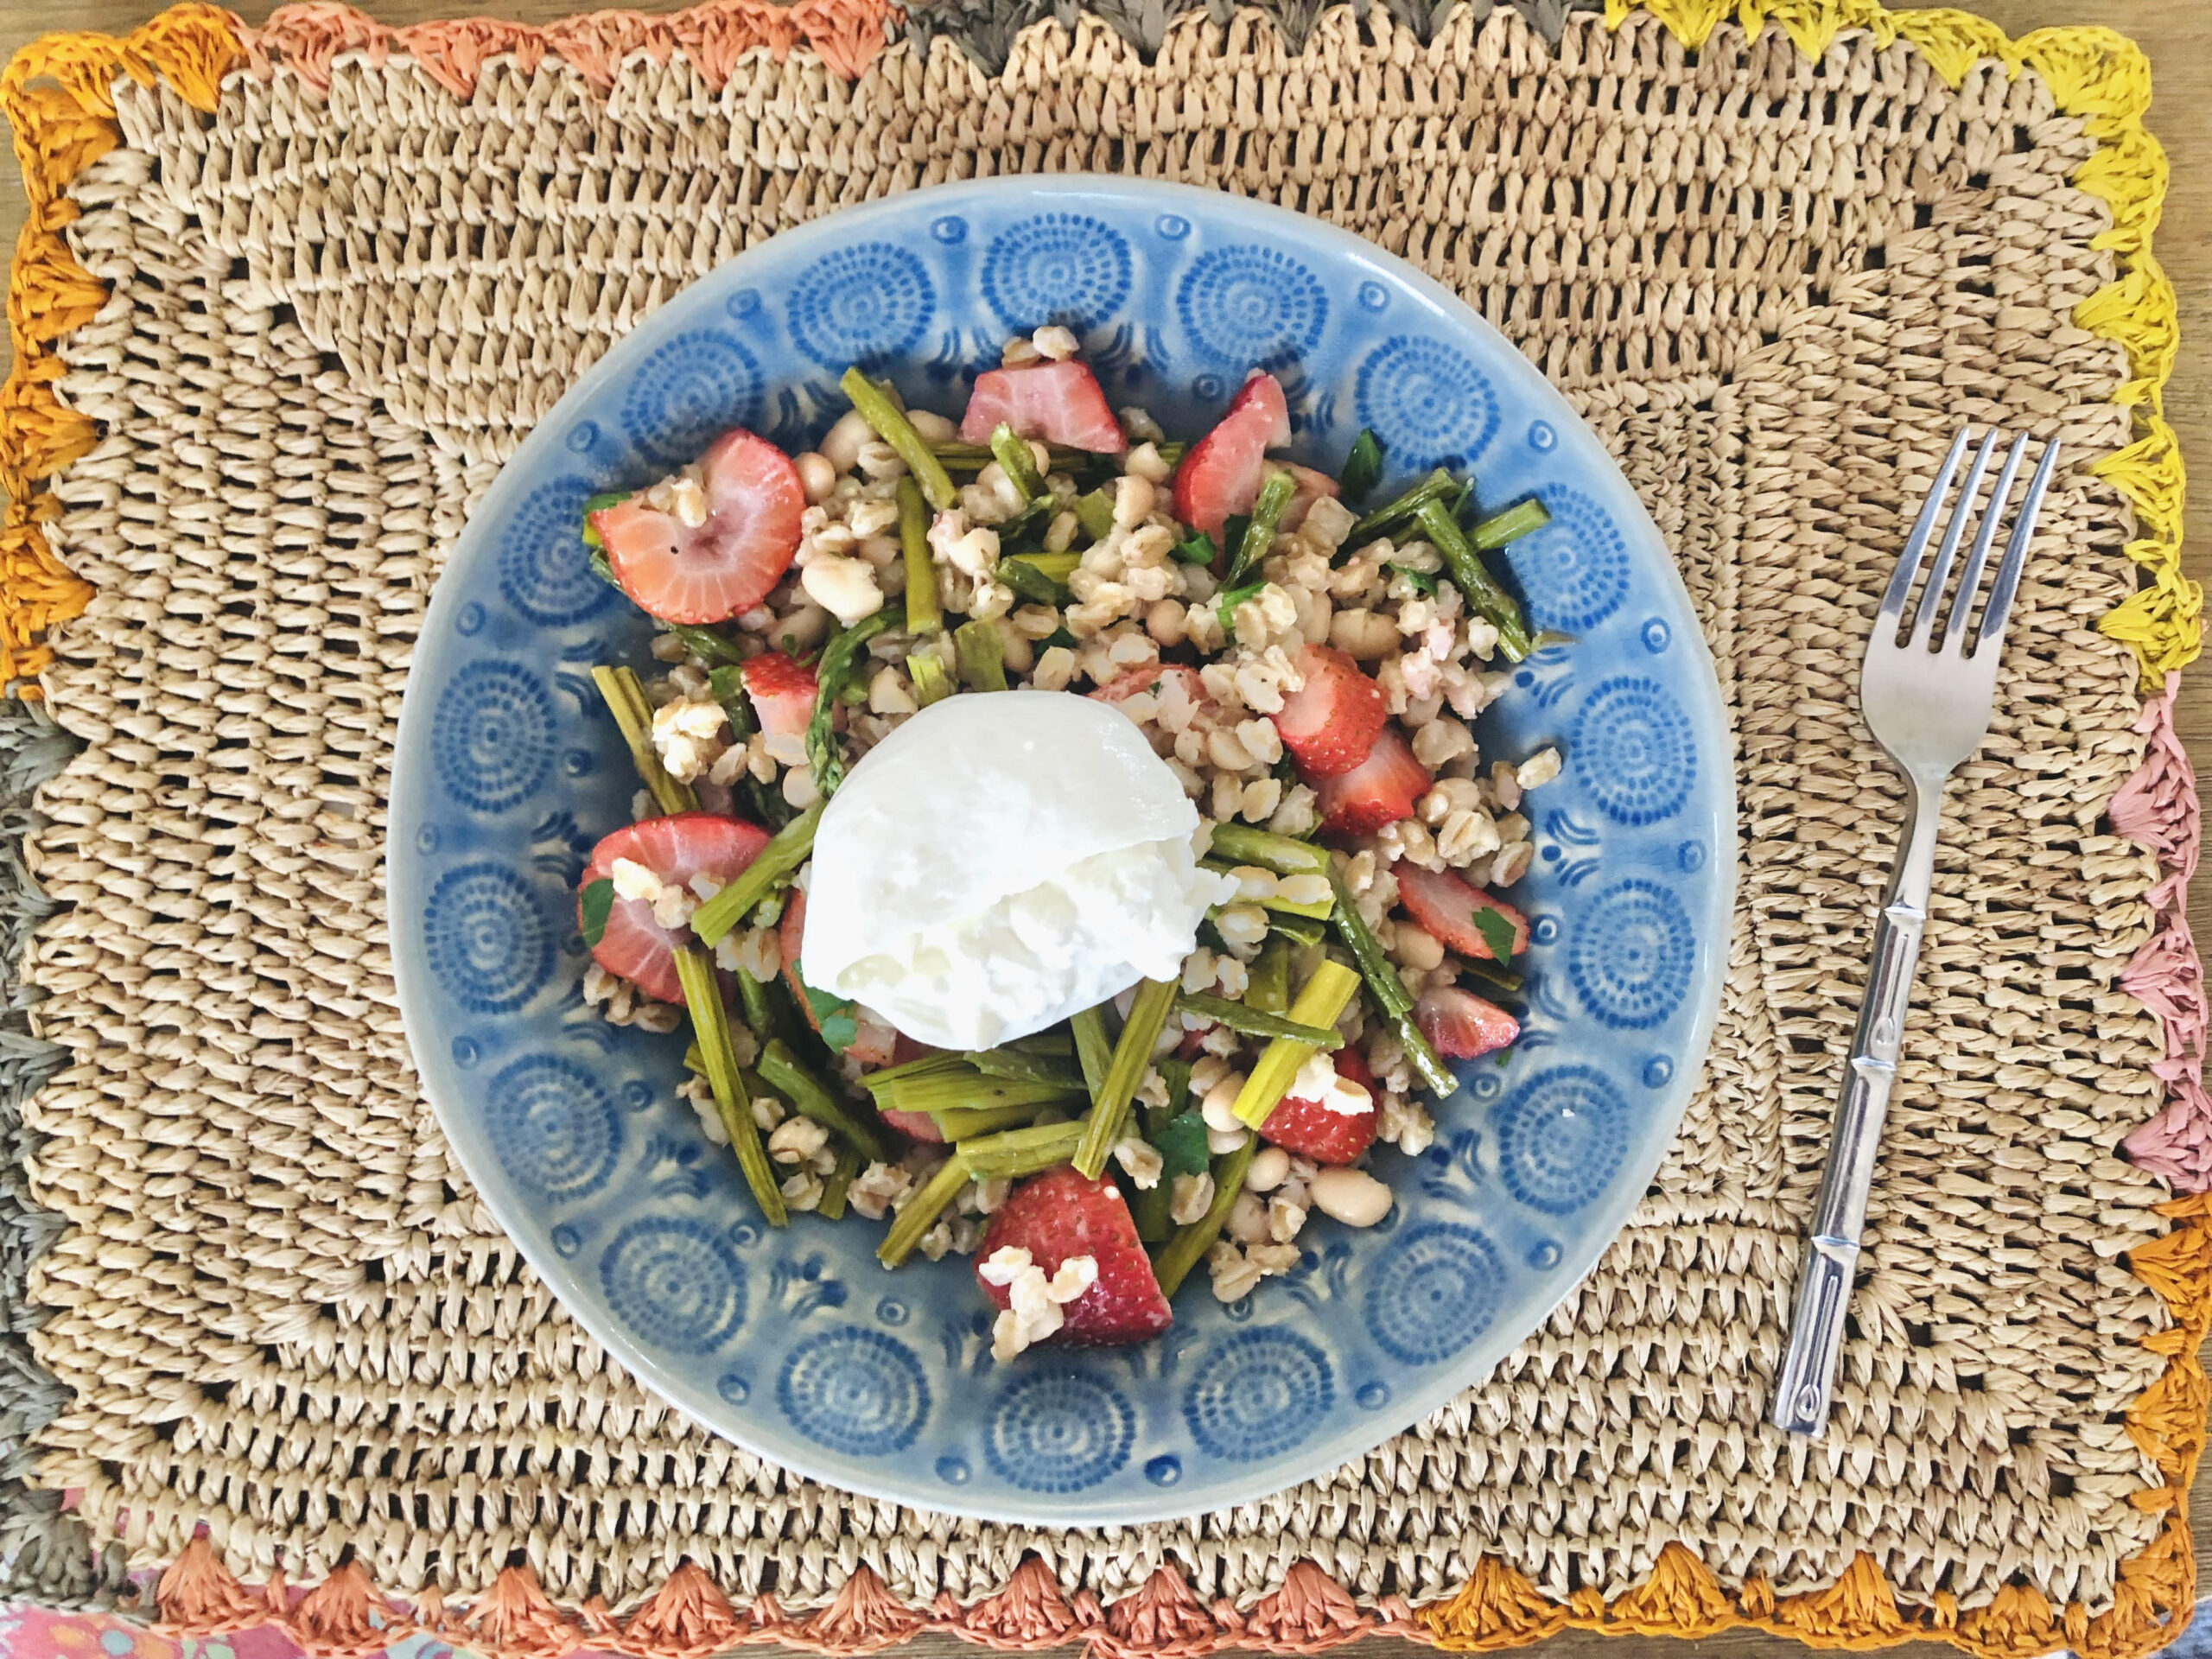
[1272,645,1387,782]
[1415,985,1520,1060]
[1395,863,1530,962]
[592,429,806,625]
[959,361,1123,453]
[744,652,817,737]
[881,1109,944,1144]
[780,887,813,1020]
[780,887,901,1065]
[1315,728,1429,835]
[1277,463,1341,532]
[1171,372,1290,542]
[1259,1047,1377,1166]
[978,1166,1173,1343]
[579,813,771,1004]
[1089,664,1208,709]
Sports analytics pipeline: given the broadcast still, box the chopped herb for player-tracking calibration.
[1073,487,1117,541]
[1224,469,1297,587]
[1389,563,1439,596]
[579,879,614,947]
[1338,429,1383,502]
[802,982,861,1053]
[1042,627,1080,651]
[808,604,904,793]
[1171,532,1217,565]
[1473,906,1519,963]
[1216,579,1264,636]
[579,491,630,550]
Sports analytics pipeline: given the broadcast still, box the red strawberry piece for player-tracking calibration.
[591,429,806,624]
[1259,1047,1378,1166]
[1089,664,1208,709]
[1314,728,1430,835]
[1277,463,1341,532]
[881,1109,944,1144]
[781,887,817,1024]
[1415,985,1520,1060]
[743,651,817,736]
[579,812,771,1004]
[779,887,903,1065]
[1272,645,1388,782]
[1395,863,1530,962]
[959,360,1124,453]
[1170,372,1291,542]
[978,1166,1173,1344]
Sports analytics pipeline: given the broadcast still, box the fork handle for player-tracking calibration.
[1770,777,1943,1437]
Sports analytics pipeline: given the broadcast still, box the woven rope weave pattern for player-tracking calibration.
[0,2,2202,1656]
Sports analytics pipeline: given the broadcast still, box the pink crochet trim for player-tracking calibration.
[2114,675,2209,1187]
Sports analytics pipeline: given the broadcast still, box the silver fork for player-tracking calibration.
[1769,427,2061,1438]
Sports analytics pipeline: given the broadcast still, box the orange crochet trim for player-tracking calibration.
[6,3,2202,1658]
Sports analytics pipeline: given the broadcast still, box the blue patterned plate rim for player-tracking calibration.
[389,176,1738,1525]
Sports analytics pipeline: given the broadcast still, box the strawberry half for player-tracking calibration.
[960,361,1124,453]
[1170,372,1290,543]
[591,429,806,625]
[1259,1047,1378,1166]
[978,1167,1173,1344]
[744,652,817,736]
[579,812,771,1004]
[1395,864,1529,962]
[1415,985,1520,1060]
[779,887,900,1065]
[1315,728,1429,835]
[1278,463,1341,532]
[1272,645,1387,781]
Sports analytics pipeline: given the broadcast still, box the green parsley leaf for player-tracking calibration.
[1389,563,1439,596]
[1472,906,1518,963]
[1216,579,1265,636]
[1339,429,1384,502]
[804,982,861,1054]
[579,879,615,948]
[1170,532,1217,565]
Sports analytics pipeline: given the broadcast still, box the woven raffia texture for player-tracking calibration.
[3,2,2204,1654]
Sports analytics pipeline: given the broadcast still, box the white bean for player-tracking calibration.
[1309,1167,1393,1228]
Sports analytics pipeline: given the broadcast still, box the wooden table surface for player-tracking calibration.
[0,1,2206,1654]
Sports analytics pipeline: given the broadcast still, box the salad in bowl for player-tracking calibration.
[573,333,1560,1362]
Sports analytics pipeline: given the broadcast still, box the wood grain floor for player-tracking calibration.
[0,1,2205,1652]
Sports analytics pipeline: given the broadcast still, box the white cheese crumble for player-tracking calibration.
[978,1246,1099,1361]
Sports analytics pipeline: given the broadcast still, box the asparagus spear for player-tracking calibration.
[996,555,1073,607]
[1154,1138,1255,1299]
[1346,467,1456,546]
[929,1103,1051,1141]
[1413,498,1532,663]
[955,619,1008,691]
[1246,937,1291,1015]
[1471,497,1551,551]
[592,665,696,816]
[1176,991,1343,1049]
[857,1051,970,1096]
[1071,1005,1113,1098]
[907,650,954,706]
[690,800,823,945]
[840,368,956,510]
[758,1039,887,1163]
[734,966,782,1046]
[877,1071,1081,1117]
[1224,468,1298,585]
[1326,868,1457,1096]
[1072,488,1116,542]
[897,477,943,636]
[1230,962,1361,1128]
[988,423,1047,501]
[957,1119,1088,1181]
[1205,823,1329,878]
[819,1146,861,1220]
[1072,978,1177,1179]
[664,621,746,666]
[877,1156,970,1267]
[673,945,786,1225]
[967,1046,1087,1089]
[809,604,904,794]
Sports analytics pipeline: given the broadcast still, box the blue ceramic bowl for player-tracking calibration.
[389,177,1735,1524]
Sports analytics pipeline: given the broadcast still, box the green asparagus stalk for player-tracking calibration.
[1325,869,1456,1096]
[1414,498,1533,663]
[857,1051,970,1095]
[841,367,956,510]
[954,619,1007,692]
[1072,487,1116,542]
[1176,991,1343,1050]
[592,665,696,816]
[1206,823,1331,878]
[907,650,954,706]
[988,423,1047,501]
[1346,467,1456,546]
[929,1103,1051,1141]
[674,945,786,1225]
[758,1039,888,1163]
[664,621,745,666]
[1471,497,1551,550]
[734,966,780,1046]
[1154,1138,1255,1299]
[1229,961,1361,1129]
[957,1119,1088,1181]
[1225,467,1298,584]
[967,1046,1087,1088]
[1012,1029,1074,1058]
[690,800,823,945]
[878,1071,1079,1116]
[877,1156,970,1268]
[1266,912,1328,948]
[1246,937,1291,1015]
[1072,978,1177,1179]
[808,605,904,794]
[819,1145,861,1220]
[897,477,942,636]
[996,555,1072,607]
[1071,1005,1113,1098]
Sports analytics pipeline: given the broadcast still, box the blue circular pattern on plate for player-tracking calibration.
[985,1370,1135,1492]
[485,1055,620,1204]
[1571,675,1695,827]
[429,661,555,813]
[982,213,1134,334]
[1494,1065,1633,1216]
[1500,485,1630,633]
[1176,245,1327,368]
[1567,879,1694,1029]
[787,243,936,370]
[778,1326,931,1456]
[390,178,1734,1528]
[1182,1330,1334,1463]
[423,864,551,1014]
[600,1218,747,1353]
[1364,1223,1504,1364]
[1353,335,1500,470]
[620,331,766,467]
[498,477,615,627]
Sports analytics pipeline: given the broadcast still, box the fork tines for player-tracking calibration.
[1878,428,2061,658]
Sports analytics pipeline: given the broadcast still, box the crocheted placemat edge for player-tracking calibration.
[0,2,2202,1656]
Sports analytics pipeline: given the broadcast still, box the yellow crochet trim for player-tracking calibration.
[1600,0,2196,687]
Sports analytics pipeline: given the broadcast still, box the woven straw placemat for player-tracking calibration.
[0,0,2203,1655]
